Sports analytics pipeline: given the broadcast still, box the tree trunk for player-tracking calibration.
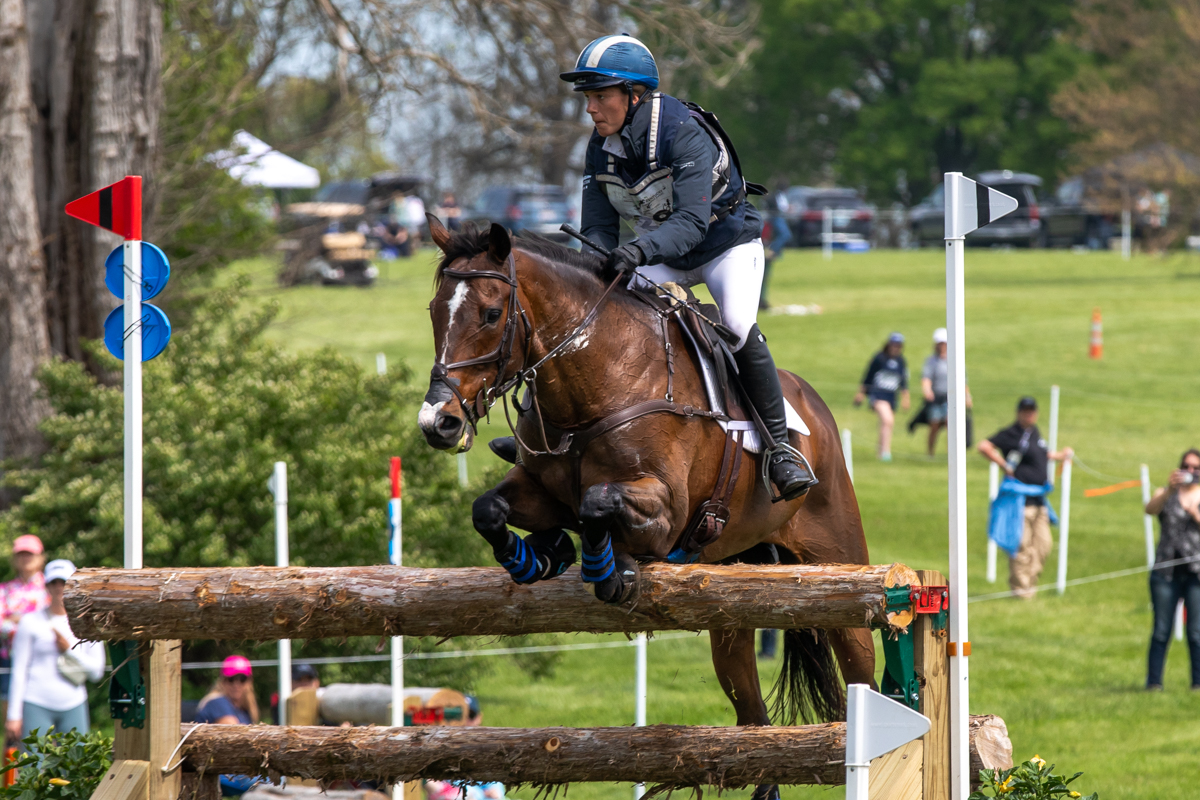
[26,0,160,364]
[0,0,52,466]
[65,562,920,642]
[179,716,1011,788]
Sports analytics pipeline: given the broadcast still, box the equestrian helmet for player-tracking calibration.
[560,34,659,92]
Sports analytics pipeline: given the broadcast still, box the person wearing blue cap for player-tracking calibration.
[559,34,816,502]
[853,333,910,461]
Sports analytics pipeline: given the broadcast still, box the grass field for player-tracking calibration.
[228,244,1200,799]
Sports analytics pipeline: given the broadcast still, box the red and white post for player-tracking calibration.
[389,457,404,799]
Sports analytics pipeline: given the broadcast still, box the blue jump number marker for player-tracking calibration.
[103,303,172,362]
[105,242,171,300]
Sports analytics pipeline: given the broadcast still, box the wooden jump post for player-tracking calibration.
[67,565,1012,800]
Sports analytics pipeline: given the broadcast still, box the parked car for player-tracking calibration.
[783,186,874,247]
[467,185,575,241]
[910,171,1043,247]
[1038,177,1116,249]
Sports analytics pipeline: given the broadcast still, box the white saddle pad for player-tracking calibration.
[718,399,810,454]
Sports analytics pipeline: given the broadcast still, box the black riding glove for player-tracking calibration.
[603,243,644,280]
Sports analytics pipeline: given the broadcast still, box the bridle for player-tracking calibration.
[429,250,624,448]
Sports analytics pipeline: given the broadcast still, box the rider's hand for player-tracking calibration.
[604,244,644,278]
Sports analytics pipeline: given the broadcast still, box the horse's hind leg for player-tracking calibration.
[830,628,877,688]
[710,630,779,800]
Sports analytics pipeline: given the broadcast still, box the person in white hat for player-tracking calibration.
[918,327,972,456]
[5,560,106,742]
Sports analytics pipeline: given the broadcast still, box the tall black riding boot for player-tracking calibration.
[733,324,818,502]
[489,436,518,464]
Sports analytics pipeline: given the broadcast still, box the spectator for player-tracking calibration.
[5,560,105,741]
[404,194,427,245]
[853,333,910,462]
[978,397,1073,599]
[912,328,972,456]
[0,535,47,723]
[438,193,464,232]
[426,697,505,800]
[292,663,320,692]
[195,655,264,797]
[1143,449,1200,690]
[759,190,791,310]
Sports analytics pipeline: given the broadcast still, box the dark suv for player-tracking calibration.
[910,171,1044,247]
[468,185,575,240]
[783,186,874,247]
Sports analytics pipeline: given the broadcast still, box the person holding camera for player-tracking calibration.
[1143,448,1200,690]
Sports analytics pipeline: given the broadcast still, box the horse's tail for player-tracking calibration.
[770,628,845,724]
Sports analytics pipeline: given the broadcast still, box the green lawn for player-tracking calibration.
[230,245,1200,799]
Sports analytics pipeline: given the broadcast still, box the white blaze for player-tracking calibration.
[440,282,470,361]
[418,400,446,431]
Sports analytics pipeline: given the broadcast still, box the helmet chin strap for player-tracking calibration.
[622,80,640,127]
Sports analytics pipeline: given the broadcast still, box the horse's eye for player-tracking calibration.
[484,308,502,325]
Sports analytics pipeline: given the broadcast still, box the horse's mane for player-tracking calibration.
[434,221,606,291]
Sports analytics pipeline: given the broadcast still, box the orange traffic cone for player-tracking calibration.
[1089,308,1103,359]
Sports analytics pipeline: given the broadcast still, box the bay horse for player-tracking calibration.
[417,217,873,797]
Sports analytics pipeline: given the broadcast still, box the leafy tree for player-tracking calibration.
[0,280,554,692]
[697,0,1084,203]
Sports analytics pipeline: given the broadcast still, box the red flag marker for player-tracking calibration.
[390,456,402,500]
[65,176,142,240]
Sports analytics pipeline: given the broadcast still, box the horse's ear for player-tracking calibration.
[427,213,452,251]
[487,223,512,264]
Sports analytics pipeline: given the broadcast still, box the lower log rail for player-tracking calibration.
[179,716,1011,788]
[65,562,918,642]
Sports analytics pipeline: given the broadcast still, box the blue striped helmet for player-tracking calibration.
[560,35,659,92]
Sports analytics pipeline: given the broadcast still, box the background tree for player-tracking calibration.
[698,0,1083,203]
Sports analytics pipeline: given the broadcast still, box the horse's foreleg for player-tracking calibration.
[578,478,673,603]
[710,630,780,800]
[473,466,578,584]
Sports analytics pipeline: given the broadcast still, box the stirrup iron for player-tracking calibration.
[761,442,817,503]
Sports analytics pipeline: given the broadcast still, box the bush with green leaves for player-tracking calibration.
[0,728,113,800]
[971,755,1098,800]
[0,280,556,691]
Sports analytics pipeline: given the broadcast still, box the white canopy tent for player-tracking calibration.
[215,130,321,189]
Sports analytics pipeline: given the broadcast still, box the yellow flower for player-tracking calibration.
[49,777,71,786]
[998,777,1014,794]
[1031,754,1046,768]
[1070,793,1081,798]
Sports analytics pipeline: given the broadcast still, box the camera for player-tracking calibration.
[1182,471,1199,485]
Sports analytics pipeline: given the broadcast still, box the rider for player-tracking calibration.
[489,34,815,501]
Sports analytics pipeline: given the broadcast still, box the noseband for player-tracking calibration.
[430,252,531,435]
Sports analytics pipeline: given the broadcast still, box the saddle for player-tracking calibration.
[629,282,811,563]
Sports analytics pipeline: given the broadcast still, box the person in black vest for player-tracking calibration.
[566,35,814,500]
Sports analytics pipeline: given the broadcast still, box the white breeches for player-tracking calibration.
[629,238,764,351]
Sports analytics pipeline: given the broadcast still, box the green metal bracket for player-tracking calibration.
[884,585,912,618]
[108,641,146,728]
[880,626,921,711]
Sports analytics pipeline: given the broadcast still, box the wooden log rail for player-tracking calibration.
[178,716,1011,788]
[65,562,918,642]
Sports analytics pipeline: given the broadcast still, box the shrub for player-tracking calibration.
[0,728,113,800]
[971,755,1098,799]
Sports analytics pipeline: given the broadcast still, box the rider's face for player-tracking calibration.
[584,87,635,137]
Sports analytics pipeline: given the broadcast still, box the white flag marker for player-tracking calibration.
[943,173,1017,800]
[845,684,931,800]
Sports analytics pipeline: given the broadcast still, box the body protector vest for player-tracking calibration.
[596,93,765,241]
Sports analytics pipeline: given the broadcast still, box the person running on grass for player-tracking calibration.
[853,333,910,462]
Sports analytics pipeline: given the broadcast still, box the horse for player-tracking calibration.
[417,217,873,798]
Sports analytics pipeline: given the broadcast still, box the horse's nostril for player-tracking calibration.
[435,414,462,434]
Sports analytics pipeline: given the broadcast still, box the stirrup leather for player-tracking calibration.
[761,442,816,503]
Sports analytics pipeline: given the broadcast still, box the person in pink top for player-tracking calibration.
[0,536,47,716]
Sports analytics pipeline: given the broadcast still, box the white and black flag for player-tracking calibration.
[944,173,1019,239]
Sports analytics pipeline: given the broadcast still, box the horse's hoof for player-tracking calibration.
[750,785,780,800]
[592,551,640,605]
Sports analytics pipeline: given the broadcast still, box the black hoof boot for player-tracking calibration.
[586,549,640,605]
[525,529,577,580]
[751,785,780,800]
[489,436,518,464]
[767,446,819,502]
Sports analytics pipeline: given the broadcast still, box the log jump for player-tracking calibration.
[65,562,919,642]
[179,717,1012,788]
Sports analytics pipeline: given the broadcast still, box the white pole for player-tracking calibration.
[943,173,970,800]
[1175,600,1185,642]
[841,428,854,484]
[1141,464,1156,568]
[270,462,291,725]
[823,208,833,261]
[389,458,403,800]
[1121,209,1132,261]
[1056,457,1073,595]
[633,633,647,800]
[458,453,469,488]
[1047,385,1060,485]
[376,352,387,375]
[124,238,143,569]
[986,462,999,584]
